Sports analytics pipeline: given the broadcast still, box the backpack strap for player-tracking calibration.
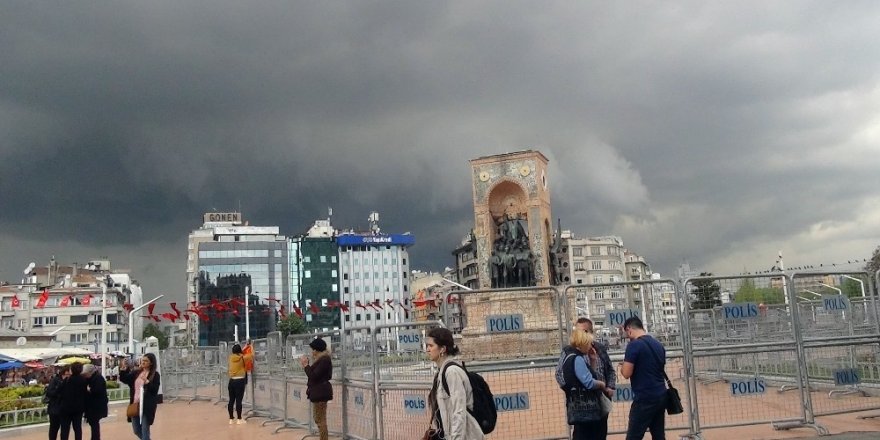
[637,336,673,389]
[440,361,464,396]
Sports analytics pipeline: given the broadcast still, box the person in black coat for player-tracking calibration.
[82,364,109,440]
[300,338,332,440]
[58,362,88,440]
[119,353,161,440]
[44,365,69,440]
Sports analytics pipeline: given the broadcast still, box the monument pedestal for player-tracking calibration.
[457,288,562,361]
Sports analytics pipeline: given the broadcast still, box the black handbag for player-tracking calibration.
[639,336,685,415]
[565,386,602,424]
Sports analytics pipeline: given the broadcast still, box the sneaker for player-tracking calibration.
[229,419,234,425]
[237,419,245,425]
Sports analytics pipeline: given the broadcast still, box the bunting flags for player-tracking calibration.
[36,289,49,308]
[170,302,181,319]
[309,301,320,315]
[293,305,304,318]
[279,305,287,318]
[123,303,134,312]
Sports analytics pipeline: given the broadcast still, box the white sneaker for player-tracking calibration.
[229,419,234,425]
[237,419,246,425]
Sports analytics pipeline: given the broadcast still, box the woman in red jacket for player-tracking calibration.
[300,338,332,440]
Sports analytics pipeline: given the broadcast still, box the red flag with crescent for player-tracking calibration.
[11,295,20,308]
[36,289,50,308]
[309,301,320,315]
[81,294,93,306]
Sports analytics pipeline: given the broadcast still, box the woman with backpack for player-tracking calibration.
[560,330,608,440]
[425,327,484,440]
[226,343,252,424]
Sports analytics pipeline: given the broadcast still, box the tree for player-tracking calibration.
[841,278,864,299]
[276,314,307,337]
[142,323,169,349]
[691,272,722,310]
[734,278,785,304]
[865,245,880,279]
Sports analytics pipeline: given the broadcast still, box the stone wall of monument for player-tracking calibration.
[456,288,563,361]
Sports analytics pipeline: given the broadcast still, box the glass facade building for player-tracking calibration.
[296,237,340,330]
[196,233,288,345]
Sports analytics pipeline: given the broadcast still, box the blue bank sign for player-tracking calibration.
[486,314,524,333]
[337,234,415,246]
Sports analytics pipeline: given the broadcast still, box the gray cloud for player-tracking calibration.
[2,2,879,302]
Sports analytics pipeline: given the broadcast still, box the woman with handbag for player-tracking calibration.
[560,330,607,440]
[227,343,252,424]
[424,327,484,440]
[119,353,161,440]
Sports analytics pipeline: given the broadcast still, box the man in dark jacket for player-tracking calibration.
[82,364,109,440]
[300,338,332,440]
[59,362,88,440]
[44,365,68,440]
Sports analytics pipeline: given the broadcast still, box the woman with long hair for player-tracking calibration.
[425,327,484,440]
[300,338,332,440]
[119,353,161,440]
[227,343,252,424]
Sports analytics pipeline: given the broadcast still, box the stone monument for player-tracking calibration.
[470,150,554,289]
[459,150,562,360]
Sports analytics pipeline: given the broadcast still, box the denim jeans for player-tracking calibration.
[131,416,150,440]
[625,395,666,440]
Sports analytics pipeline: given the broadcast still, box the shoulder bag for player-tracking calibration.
[638,336,684,415]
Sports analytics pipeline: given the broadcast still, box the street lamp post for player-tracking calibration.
[840,275,868,322]
[129,295,164,356]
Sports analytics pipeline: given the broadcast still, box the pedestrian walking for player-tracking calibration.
[82,364,108,440]
[425,327,484,440]
[621,316,667,440]
[300,338,332,440]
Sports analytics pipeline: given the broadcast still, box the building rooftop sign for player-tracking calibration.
[203,212,242,224]
[336,233,415,247]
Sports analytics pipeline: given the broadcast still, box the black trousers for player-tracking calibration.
[626,396,666,440]
[59,412,83,440]
[49,414,61,440]
[572,415,608,440]
[85,417,101,440]
[228,378,247,419]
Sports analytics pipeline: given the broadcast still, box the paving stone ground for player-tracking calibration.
[0,399,876,440]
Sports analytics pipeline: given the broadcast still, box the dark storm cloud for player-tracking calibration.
[2,2,879,298]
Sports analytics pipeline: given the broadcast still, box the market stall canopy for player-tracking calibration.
[24,361,45,369]
[0,347,93,362]
[55,356,91,365]
[0,361,25,371]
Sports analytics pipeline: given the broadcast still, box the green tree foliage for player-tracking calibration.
[866,245,880,279]
[841,278,865,299]
[142,323,169,349]
[691,272,722,310]
[276,314,307,337]
[734,278,785,304]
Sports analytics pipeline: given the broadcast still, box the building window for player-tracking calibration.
[69,333,87,343]
[593,289,604,300]
[332,284,338,292]
[572,247,583,256]
[332,270,337,277]
[303,256,311,263]
[593,276,603,284]
[46,316,58,325]
[320,255,327,263]
[331,256,337,263]
[611,289,622,299]
[607,247,619,256]
[609,261,620,269]
[591,261,602,270]
[69,315,88,324]
[304,270,311,278]
[591,247,601,256]
[344,287,349,294]
[574,262,585,271]
[33,317,43,327]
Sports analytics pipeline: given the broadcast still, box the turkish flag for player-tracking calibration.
[148,303,156,315]
[339,303,350,312]
[11,295,20,308]
[36,289,50,308]
[309,301,320,315]
[81,294,93,306]
[123,303,134,312]
[162,313,177,323]
[293,306,304,318]
[170,302,181,318]
[279,305,287,318]
[60,295,71,307]
[355,300,366,310]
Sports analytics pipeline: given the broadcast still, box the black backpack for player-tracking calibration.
[441,362,497,434]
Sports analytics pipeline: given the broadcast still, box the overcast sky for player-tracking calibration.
[2,2,878,307]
